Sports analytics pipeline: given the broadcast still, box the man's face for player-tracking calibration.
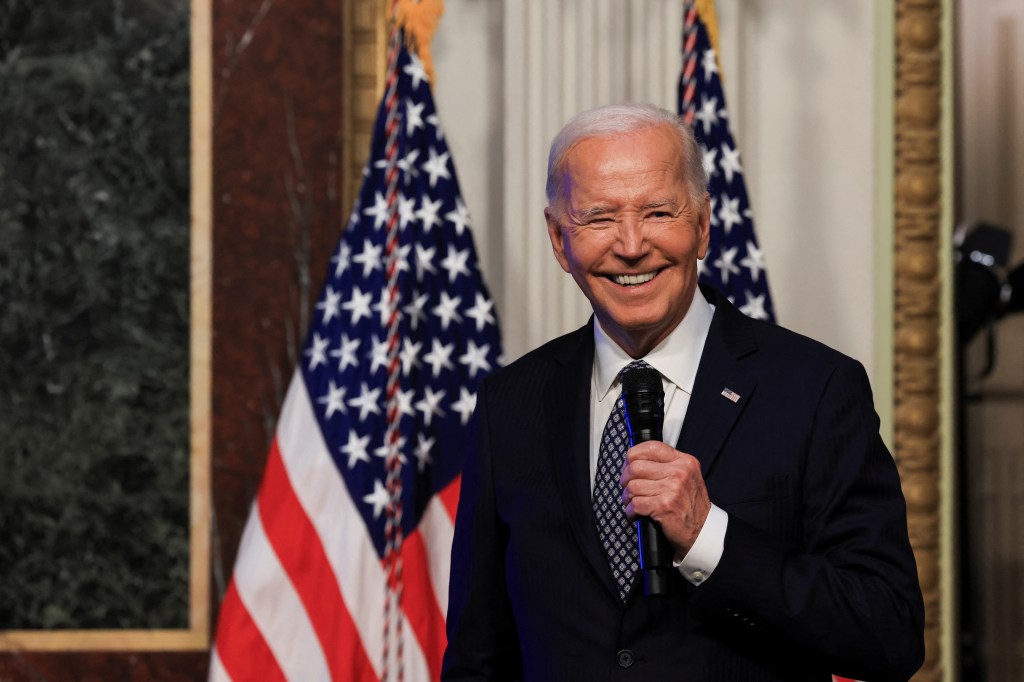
[545,124,710,357]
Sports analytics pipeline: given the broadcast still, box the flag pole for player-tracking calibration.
[381,1,404,679]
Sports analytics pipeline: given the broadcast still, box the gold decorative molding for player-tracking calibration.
[893,0,945,679]
[342,0,387,217]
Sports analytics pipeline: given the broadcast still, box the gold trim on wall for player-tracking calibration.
[893,0,946,680]
[342,0,388,217]
[0,0,213,653]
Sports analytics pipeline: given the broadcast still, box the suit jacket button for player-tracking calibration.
[617,649,634,668]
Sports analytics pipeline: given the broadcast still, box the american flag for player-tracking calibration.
[679,0,777,323]
[209,31,502,682]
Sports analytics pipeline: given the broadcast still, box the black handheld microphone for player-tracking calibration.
[621,366,674,596]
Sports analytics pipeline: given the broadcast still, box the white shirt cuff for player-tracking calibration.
[674,504,728,586]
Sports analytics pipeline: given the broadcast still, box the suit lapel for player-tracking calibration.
[676,287,759,478]
[545,321,622,601]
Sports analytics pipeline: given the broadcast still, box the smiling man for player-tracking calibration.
[442,103,924,681]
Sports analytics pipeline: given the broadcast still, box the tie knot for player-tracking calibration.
[618,359,651,381]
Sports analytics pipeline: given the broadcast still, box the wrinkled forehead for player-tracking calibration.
[553,130,691,209]
[557,127,688,184]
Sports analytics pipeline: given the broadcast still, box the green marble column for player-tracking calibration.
[0,0,190,629]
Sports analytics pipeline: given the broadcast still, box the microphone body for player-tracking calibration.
[621,366,675,596]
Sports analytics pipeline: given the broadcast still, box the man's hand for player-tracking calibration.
[620,442,712,554]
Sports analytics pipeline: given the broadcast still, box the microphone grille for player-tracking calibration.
[621,365,662,395]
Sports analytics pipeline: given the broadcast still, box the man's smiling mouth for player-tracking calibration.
[612,272,656,286]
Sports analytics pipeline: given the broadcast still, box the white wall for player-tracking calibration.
[433,0,881,382]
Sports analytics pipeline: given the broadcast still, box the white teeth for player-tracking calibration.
[614,272,655,286]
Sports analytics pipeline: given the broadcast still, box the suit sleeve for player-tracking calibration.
[688,357,925,681]
[441,380,523,681]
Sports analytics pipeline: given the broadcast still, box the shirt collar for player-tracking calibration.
[593,287,715,402]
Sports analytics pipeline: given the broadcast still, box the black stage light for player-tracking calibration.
[954,222,1020,346]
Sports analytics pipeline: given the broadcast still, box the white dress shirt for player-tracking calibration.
[589,287,728,586]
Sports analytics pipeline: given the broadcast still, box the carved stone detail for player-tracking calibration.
[894,1,945,680]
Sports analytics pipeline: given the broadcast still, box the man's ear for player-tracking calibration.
[545,207,572,273]
[696,192,711,261]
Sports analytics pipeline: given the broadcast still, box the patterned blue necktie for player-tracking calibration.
[593,359,649,602]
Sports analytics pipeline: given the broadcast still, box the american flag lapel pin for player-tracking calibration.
[720,387,741,403]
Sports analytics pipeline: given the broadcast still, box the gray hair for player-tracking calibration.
[545,102,708,208]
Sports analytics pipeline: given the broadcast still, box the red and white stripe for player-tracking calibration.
[210,373,458,681]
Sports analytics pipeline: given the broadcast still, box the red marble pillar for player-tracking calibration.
[210,0,346,606]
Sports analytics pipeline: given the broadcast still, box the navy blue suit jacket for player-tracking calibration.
[443,287,924,681]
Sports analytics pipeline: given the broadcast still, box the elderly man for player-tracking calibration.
[442,103,924,681]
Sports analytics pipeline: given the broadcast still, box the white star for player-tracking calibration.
[400,338,422,376]
[717,195,742,235]
[709,195,719,227]
[348,382,382,421]
[720,143,743,184]
[415,244,437,281]
[414,434,435,472]
[362,479,390,519]
[695,94,720,136]
[396,387,416,417]
[316,286,341,324]
[426,113,444,140]
[432,291,463,331]
[713,246,741,285]
[702,146,718,179]
[374,436,407,464]
[422,338,455,377]
[403,292,429,330]
[363,191,388,230]
[416,196,443,232]
[421,147,451,188]
[368,335,390,374]
[373,294,398,328]
[739,291,770,320]
[317,380,347,419]
[395,243,412,274]
[698,256,711,278]
[740,241,767,282]
[406,99,425,136]
[331,243,351,278]
[305,333,330,370]
[340,430,371,469]
[398,193,417,230]
[440,247,470,283]
[459,340,492,378]
[403,52,429,89]
[353,238,383,278]
[397,149,420,185]
[465,293,496,332]
[330,334,360,371]
[342,286,373,324]
[415,386,446,427]
[702,48,719,81]
[451,387,477,425]
[445,197,471,235]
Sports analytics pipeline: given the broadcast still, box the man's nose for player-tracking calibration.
[615,219,648,259]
